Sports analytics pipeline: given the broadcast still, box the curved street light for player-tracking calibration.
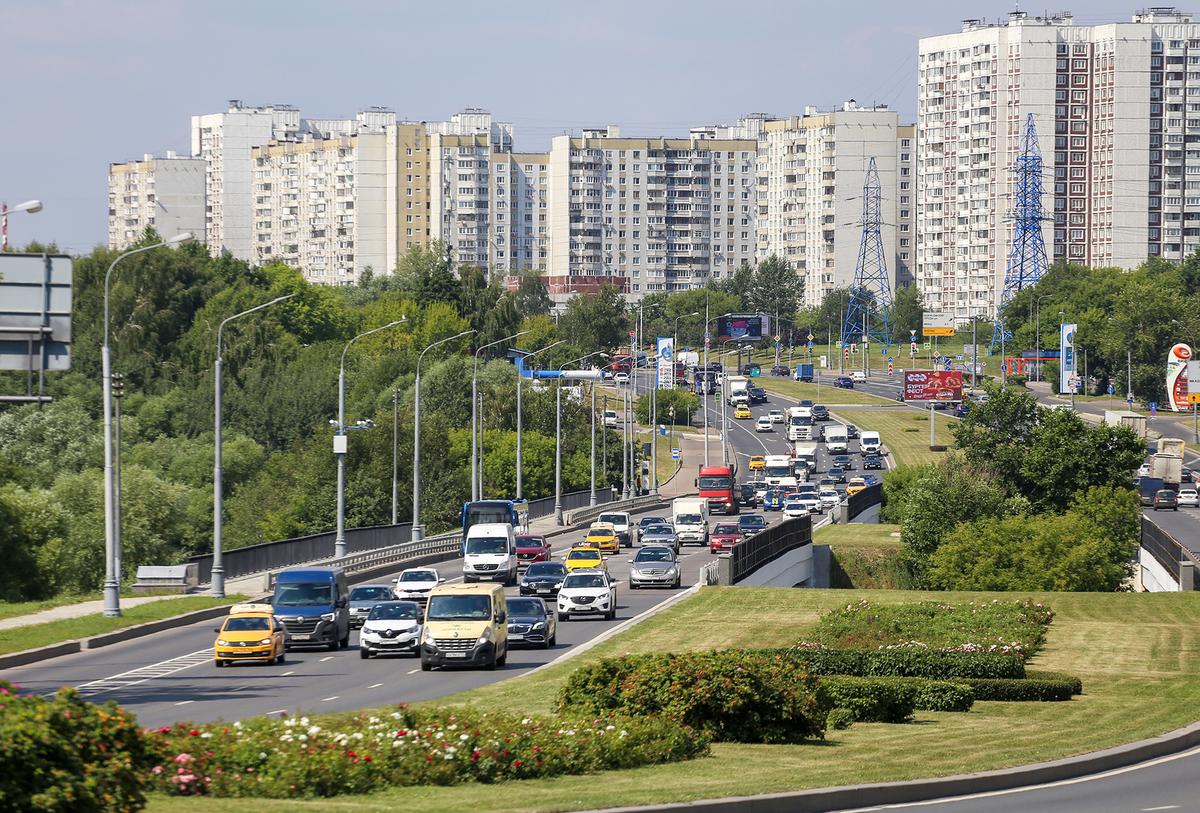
[553,351,606,524]
[473,329,531,501]
[515,340,565,499]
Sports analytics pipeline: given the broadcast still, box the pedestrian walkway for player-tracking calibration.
[0,593,196,632]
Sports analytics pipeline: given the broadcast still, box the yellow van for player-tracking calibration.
[419,582,508,671]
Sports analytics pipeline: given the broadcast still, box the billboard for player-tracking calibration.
[0,253,73,375]
[922,312,956,337]
[1167,343,1192,412]
[656,337,673,390]
[903,370,964,402]
[1059,323,1078,394]
[715,313,769,343]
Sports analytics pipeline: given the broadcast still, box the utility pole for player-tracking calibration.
[112,372,124,587]
[1128,349,1133,404]
[391,388,399,525]
[590,383,597,507]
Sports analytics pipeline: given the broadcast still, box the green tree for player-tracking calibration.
[713,261,754,308]
[396,241,460,308]
[634,389,699,426]
[558,284,628,352]
[750,255,803,319]
[891,284,925,338]
[513,269,552,316]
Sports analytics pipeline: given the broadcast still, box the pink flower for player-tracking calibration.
[173,753,192,764]
[152,766,164,775]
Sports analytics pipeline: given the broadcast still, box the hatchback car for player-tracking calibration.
[557,570,617,621]
[756,416,773,433]
[834,376,855,389]
[769,409,785,424]
[391,567,443,603]
[710,522,744,553]
[734,404,752,419]
[358,601,423,659]
[629,546,681,589]
[1154,489,1180,511]
[811,405,829,421]
[1177,486,1199,507]
[748,455,766,471]
[565,546,607,571]
[640,523,680,552]
[516,534,552,567]
[505,597,556,648]
[738,513,768,536]
[348,584,395,629]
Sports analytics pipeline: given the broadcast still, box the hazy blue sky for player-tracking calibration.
[0,0,1145,252]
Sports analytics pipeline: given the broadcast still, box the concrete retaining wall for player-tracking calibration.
[735,545,813,588]
[1140,547,1180,593]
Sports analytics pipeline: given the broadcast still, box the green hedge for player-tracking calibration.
[965,677,1077,702]
[0,682,158,812]
[819,676,974,720]
[761,647,1025,680]
[820,677,918,723]
[905,678,975,712]
[559,651,830,743]
[1025,670,1084,695]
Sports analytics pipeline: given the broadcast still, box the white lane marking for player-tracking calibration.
[407,668,419,674]
[368,682,383,689]
[281,670,294,676]
[64,648,213,699]
[1143,807,1181,811]
[320,695,338,702]
[319,656,334,662]
[833,745,1200,812]
[268,709,287,716]
[173,700,193,706]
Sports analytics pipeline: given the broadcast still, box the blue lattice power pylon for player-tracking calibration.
[991,112,1050,353]
[841,157,893,353]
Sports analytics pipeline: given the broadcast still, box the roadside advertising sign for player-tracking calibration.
[656,337,673,390]
[922,312,956,337]
[1060,324,1078,395]
[1167,344,1194,412]
[715,313,769,343]
[903,370,964,403]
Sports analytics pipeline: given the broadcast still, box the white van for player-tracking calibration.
[860,430,882,455]
[462,523,518,585]
[824,425,849,454]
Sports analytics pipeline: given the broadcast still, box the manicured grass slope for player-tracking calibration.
[831,407,957,468]
[149,588,1200,813]
[758,377,897,406]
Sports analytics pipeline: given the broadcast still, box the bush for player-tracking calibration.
[0,682,159,812]
[820,677,917,723]
[559,650,830,743]
[760,646,1025,680]
[905,678,975,712]
[826,708,855,730]
[965,677,1078,702]
[148,705,707,798]
[1025,670,1084,695]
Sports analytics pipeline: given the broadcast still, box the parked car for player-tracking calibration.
[1154,489,1180,511]
[358,601,423,659]
[811,405,829,421]
[833,376,854,389]
[1178,486,1200,507]
[557,570,617,621]
[771,365,791,376]
[519,561,568,597]
[768,409,786,424]
[738,513,768,536]
[640,523,680,552]
[505,597,556,648]
[710,522,744,553]
[755,416,773,433]
[738,483,760,508]
[827,466,846,483]
[348,584,395,629]
[863,455,884,470]
[515,534,552,568]
[391,567,443,603]
[628,546,681,589]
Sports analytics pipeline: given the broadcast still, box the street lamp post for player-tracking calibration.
[336,319,407,557]
[0,199,43,251]
[515,340,564,499]
[673,311,700,355]
[212,293,294,597]
[472,330,530,502]
[413,329,474,543]
[553,351,605,524]
[392,388,400,524]
[101,231,191,617]
[1033,294,1052,383]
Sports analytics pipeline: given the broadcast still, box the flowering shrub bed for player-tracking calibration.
[147,705,706,798]
[811,599,1054,658]
[0,681,159,813]
[559,650,830,743]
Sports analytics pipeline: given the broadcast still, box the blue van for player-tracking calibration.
[272,567,350,651]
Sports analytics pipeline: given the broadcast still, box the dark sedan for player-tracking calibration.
[519,562,568,597]
[639,515,671,531]
[846,424,859,439]
[771,365,790,377]
[834,376,854,388]
[1154,489,1179,511]
[748,386,767,404]
[738,513,768,536]
[505,597,556,648]
[827,466,847,484]
[811,405,829,421]
[832,454,854,470]
[863,455,884,470]
[738,483,760,507]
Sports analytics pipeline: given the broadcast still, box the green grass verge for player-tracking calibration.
[637,430,682,488]
[146,588,1200,813]
[814,525,906,589]
[758,377,900,406]
[830,407,957,468]
[0,594,104,621]
[814,523,903,547]
[0,595,245,655]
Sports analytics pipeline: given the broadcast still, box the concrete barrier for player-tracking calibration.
[734,544,813,588]
[0,641,82,670]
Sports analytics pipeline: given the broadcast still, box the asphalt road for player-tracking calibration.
[836,744,1200,813]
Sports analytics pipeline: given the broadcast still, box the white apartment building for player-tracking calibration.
[107,152,206,250]
[191,101,300,261]
[250,111,393,285]
[917,7,1200,321]
[490,152,550,277]
[754,104,913,308]
[546,127,758,301]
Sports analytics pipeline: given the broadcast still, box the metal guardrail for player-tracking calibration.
[1141,515,1200,589]
[563,493,666,526]
[721,515,812,584]
[261,531,463,591]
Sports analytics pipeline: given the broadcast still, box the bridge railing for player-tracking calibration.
[718,515,812,585]
[1141,515,1200,589]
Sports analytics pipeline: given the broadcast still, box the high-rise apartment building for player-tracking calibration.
[490,152,550,277]
[107,151,206,250]
[545,127,758,301]
[917,7,1200,321]
[754,103,912,308]
[191,101,300,261]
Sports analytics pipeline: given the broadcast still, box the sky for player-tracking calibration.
[0,0,1147,253]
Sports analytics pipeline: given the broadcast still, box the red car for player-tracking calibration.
[516,534,552,568]
[709,522,744,554]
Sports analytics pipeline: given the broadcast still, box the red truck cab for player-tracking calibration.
[697,464,738,515]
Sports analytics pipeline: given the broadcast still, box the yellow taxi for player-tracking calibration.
[214,604,286,667]
[748,455,766,472]
[845,477,868,496]
[584,522,619,554]
[565,546,607,572]
[734,404,752,419]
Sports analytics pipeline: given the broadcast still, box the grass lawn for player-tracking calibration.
[0,595,244,655]
[814,523,903,547]
[0,594,103,621]
[831,407,957,468]
[146,587,1200,813]
[815,524,906,589]
[758,376,900,406]
[637,430,682,488]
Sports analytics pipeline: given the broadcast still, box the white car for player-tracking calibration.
[753,481,771,501]
[557,570,617,621]
[603,410,619,428]
[755,416,773,433]
[851,371,867,383]
[818,489,841,510]
[783,499,809,519]
[1178,486,1200,507]
[614,372,630,386]
[358,601,423,659]
[768,409,785,424]
[1138,463,1152,478]
[391,567,443,602]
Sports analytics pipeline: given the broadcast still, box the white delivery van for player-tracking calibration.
[824,424,848,454]
[727,376,750,406]
[671,497,709,547]
[462,523,518,585]
[787,406,814,441]
[764,455,797,488]
[859,430,882,455]
[792,442,819,475]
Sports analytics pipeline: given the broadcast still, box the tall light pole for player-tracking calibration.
[101,231,191,617]
[413,329,474,542]
[392,388,400,525]
[212,292,294,597]
[701,310,732,467]
[472,330,530,501]
[1033,294,1052,383]
[336,319,407,557]
[0,199,42,251]
[515,340,564,499]
[673,311,701,353]
[553,351,605,524]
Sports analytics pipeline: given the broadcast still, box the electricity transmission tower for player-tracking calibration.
[991,112,1050,353]
[841,157,893,356]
